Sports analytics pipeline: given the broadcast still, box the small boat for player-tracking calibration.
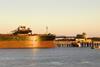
[91,45,100,49]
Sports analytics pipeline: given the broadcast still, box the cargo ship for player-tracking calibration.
[0,26,56,48]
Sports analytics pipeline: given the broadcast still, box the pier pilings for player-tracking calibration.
[55,41,100,48]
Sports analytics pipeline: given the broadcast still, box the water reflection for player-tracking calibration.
[0,48,99,67]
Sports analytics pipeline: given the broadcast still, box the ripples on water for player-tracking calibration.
[0,48,100,67]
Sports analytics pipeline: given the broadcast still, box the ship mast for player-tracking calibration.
[46,26,48,34]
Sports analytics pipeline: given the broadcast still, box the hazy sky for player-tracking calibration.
[0,0,100,36]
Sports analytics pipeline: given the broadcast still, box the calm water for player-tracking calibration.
[0,48,100,67]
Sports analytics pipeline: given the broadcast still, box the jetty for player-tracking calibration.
[55,33,100,48]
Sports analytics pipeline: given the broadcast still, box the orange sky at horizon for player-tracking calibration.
[0,0,100,37]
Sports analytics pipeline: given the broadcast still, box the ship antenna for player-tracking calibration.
[46,26,48,34]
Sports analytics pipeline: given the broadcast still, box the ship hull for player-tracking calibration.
[0,41,55,48]
[0,34,55,48]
